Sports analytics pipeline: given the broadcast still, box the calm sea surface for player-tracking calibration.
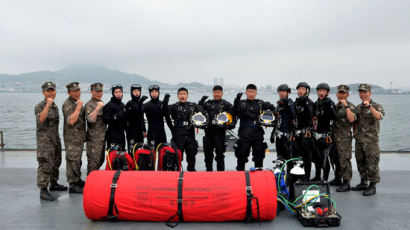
[0,92,408,151]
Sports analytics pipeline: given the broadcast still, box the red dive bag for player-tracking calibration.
[105,150,135,171]
[132,143,156,170]
[83,170,277,224]
[157,143,182,171]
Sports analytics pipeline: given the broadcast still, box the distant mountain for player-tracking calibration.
[0,65,208,92]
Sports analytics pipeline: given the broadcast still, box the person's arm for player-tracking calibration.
[339,100,355,123]
[263,101,276,111]
[103,104,116,125]
[363,101,384,120]
[232,93,243,118]
[88,101,104,123]
[38,98,53,123]
[68,100,83,126]
[162,94,174,132]
[327,100,337,120]
[198,96,208,107]
[164,104,174,132]
[138,96,148,135]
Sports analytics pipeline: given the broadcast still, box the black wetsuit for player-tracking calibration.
[313,97,337,181]
[272,97,296,160]
[164,101,206,171]
[103,97,127,150]
[293,96,315,180]
[200,99,234,171]
[232,98,275,171]
[125,94,146,150]
[143,95,167,149]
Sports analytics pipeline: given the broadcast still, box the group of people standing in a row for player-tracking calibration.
[35,81,384,201]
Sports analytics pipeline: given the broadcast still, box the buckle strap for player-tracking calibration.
[106,170,121,220]
[244,171,260,223]
[166,171,185,228]
[314,132,330,140]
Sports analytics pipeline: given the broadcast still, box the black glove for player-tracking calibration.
[236,93,243,101]
[199,95,208,105]
[140,95,148,103]
[163,93,170,104]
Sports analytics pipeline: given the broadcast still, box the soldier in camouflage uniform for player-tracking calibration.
[85,83,106,175]
[35,82,67,201]
[352,84,385,196]
[333,85,356,192]
[62,82,86,193]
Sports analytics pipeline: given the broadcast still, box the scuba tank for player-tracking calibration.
[273,159,289,198]
[289,160,306,201]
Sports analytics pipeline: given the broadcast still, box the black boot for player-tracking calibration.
[363,182,376,196]
[77,179,85,188]
[329,177,342,186]
[216,162,225,171]
[336,182,351,192]
[40,188,57,201]
[205,162,213,172]
[49,182,68,191]
[69,184,83,194]
[236,159,245,171]
[351,179,368,191]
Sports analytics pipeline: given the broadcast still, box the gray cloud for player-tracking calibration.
[0,0,409,88]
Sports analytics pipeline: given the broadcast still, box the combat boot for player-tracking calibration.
[351,179,368,191]
[336,182,351,192]
[77,179,86,188]
[69,184,83,194]
[329,177,342,186]
[363,182,376,196]
[49,182,68,191]
[40,188,57,201]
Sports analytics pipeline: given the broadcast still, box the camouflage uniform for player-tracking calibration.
[62,83,86,185]
[333,98,356,183]
[354,88,385,184]
[85,83,106,175]
[35,97,62,189]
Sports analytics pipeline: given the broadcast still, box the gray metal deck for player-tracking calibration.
[1,150,409,229]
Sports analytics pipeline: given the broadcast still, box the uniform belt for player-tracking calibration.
[275,130,291,138]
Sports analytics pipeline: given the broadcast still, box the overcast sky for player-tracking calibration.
[1,0,409,88]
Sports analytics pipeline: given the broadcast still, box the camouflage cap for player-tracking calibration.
[66,82,80,91]
[337,84,350,93]
[358,84,371,92]
[41,81,56,91]
[91,82,103,92]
